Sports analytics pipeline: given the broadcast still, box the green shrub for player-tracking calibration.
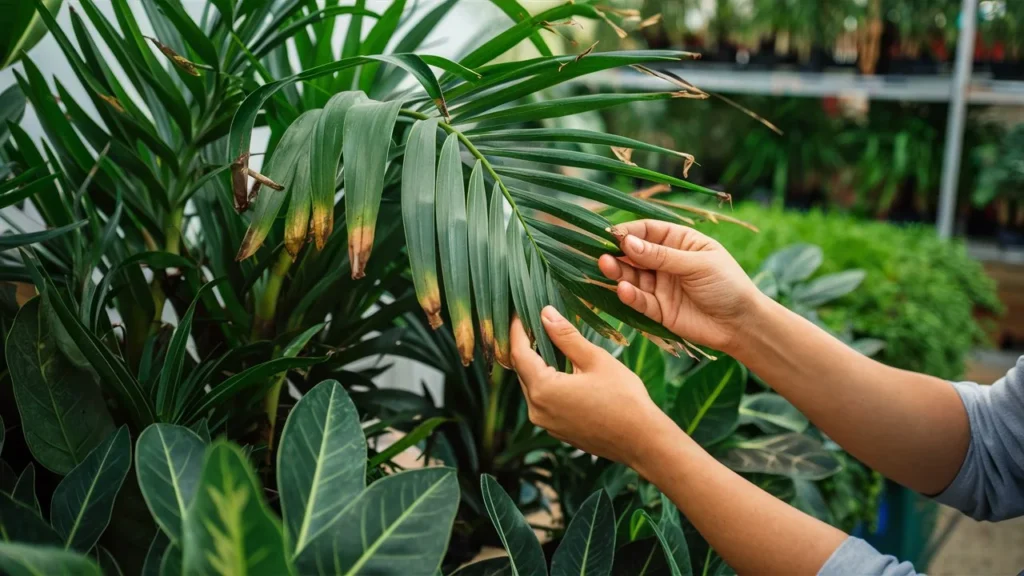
[703,203,1001,380]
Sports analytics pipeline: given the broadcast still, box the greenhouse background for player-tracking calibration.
[0,0,1021,573]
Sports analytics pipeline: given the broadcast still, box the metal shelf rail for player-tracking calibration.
[580,0,1024,240]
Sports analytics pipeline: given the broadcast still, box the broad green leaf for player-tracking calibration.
[344,99,403,278]
[791,479,832,523]
[480,474,546,576]
[0,542,101,576]
[719,433,842,481]
[136,424,205,543]
[159,544,181,576]
[633,511,686,576]
[738,393,809,434]
[7,297,114,475]
[0,491,61,545]
[790,270,866,308]
[760,245,823,289]
[551,490,614,576]
[494,167,689,224]
[367,416,449,468]
[669,358,744,446]
[451,557,514,576]
[0,0,63,69]
[436,133,474,366]
[237,111,320,260]
[467,162,494,363]
[12,464,39,514]
[622,337,668,408]
[310,91,366,249]
[141,533,169,576]
[657,494,692,576]
[50,426,131,552]
[401,118,442,329]
[157,280,221,419]
[278,380,365,555]
[482,148,720,198]
[0,461,16,494]
[297,468,460,576]
[489,183,511,368]
[612,538,670,576]
[96,547,122,576]
[182,441,290,576]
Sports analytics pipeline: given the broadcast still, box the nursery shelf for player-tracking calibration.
[967,241,1024,266]
[967,79,1024,106]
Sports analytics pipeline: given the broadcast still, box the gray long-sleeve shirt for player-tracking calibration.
[819,356,1024,576]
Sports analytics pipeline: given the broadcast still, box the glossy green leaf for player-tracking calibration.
[657,494,692,576]
[0,0,63,69]
[489,183,511,368]
[7,297,114,475]
[791,479,832,523]
[634,511,684,576]
[278,380,365,555]
[466,161,494,363]
[310,91,365,249]
[622,337,668,408]
[157,280,221,420]
[669,358,744,446]
[481,148,719,198]
[738,393,809,435]
[550,490,614,576]
[96,547,122,576]
[760,244,823,289]
[612,538,670,576]
[182,441,290,576]
[402,118,443,329]
[481,474,546,576]
[159,544,182,576]
[0,542,101,576]
[141,532,169,576]
[344,99,403,278]
[12,464,39,514]
[436,133,475,366]
[367,416,449,468]
[50,426,131,552]
[719,433,842,481]
[451,557,514,576]
[296,468,460,576]
[790,270,866,309]
[237,110,320,260]
[0,491,60,545]
[136,424,206,543]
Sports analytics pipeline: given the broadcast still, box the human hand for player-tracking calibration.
[599,220,762,354]
[510,307,673,466]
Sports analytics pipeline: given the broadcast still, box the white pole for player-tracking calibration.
[937,0,978,239]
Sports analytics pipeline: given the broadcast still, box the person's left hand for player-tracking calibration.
[511,306,671,466]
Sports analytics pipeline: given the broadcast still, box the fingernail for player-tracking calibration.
[541,306,563,323]
[625,235,644,254]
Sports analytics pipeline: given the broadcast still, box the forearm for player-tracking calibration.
[632,416,847,575]
[727,295,970,495]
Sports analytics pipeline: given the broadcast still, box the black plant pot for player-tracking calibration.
[997,225,1024,248]
[798,47,828,73]
[887,57,940,75]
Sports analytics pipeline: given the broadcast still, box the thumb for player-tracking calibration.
[540,306,601,370]
[621,234,696,275]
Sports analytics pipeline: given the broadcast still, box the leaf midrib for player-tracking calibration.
[62,434,117,549]
[344,472,451,576]
[295,387,337,551]
[686,365,735,436]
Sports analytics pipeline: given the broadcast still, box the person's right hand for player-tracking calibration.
[599,220,762,353]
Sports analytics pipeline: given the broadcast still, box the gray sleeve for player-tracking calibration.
[818,537,921,576]
[933,356,1024,522]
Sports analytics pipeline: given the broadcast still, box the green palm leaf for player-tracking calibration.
[436,134,475,365]
[402,118,443,329]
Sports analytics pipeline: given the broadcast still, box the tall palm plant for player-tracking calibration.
[0,0,760,569]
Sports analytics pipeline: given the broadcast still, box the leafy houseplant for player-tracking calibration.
[972,123,1024,246]
[0,0,769,570]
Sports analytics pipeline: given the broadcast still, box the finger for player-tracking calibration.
[540,306,603,370]
[617,281,664,323]
[612,220,715,251]
[620,234,698,276]
[510,316,547,385]
[599,255,656,291]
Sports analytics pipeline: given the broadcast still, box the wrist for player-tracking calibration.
[626,410,696,478]
[723,291,779,359]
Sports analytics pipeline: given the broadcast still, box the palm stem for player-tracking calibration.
[481,364,504,465]
[253,249,293,340]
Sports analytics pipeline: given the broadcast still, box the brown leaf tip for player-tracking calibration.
[607,225,628,244]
